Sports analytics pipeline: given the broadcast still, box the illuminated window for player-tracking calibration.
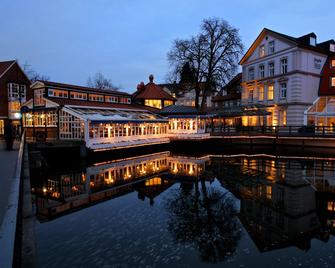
[88,94,104,102]
[145,177,162,186]
[266,186,272,199]
[0,120,4,135]
[267,85,274,100]
[70,92,87,100]
[34,89,45,106]
[8,101,21,112]
[258,86,264,101]
[48,89,68,98]
[145,99,162,109]
[259,45,265,57]
[259,65,265,78]
[105,96,118,103]
[331,60,335,68]
[327,201,335,211]
[331,77,335,87]
[280,110,287,126]
[164,100,173,107]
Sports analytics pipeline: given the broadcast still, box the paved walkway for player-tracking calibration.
[0,141,20,226]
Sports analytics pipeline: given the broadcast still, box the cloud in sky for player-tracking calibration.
[0,0,333,92]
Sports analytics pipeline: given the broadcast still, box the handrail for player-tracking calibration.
[0,131,25,268]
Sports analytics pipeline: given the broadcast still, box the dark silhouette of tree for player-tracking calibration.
[180,62,196,84]
[87,72,118,90]
[23,62,50,82]
[165,179,241,263]
[167,18,244,110]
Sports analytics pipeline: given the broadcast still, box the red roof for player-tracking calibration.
[133,75,175,101]
[38,80,130,96]
[46,97,148,111]
[0,60,15,77]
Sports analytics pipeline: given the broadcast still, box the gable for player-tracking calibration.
[240,29,297,65]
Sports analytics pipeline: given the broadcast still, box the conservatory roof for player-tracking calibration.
[65,106,168,123]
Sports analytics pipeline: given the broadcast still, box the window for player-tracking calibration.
[258,86,264,101]
[0,120,4,135]
[331,60,335,68]
[70,92,87,100]
[8,102,21,112]
[310,37,316,46]
[164,100,173,107]
[268,41,275,54]
[259,65,265,78]
[8,83,26,101]
[280,58,288,74]
[259,45,265,57]
[119,97,131,104]
[280,110,287,126]
[280,83,287,98]
[267,85,274,100]
[331,77,335,87]
[330,44,335,52]
[248,89,254,102]
[105,96,118,103]
[328,201,335,211]
[34,89,45,106]
[268,62,275,77]
[48,89,68,98]
[145,99,162,109]
[88,94,104,102]
[248,68,255,80]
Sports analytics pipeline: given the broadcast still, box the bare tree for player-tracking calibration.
[23,62,50,82]
[168,18,244,110]
[87,72,118,90]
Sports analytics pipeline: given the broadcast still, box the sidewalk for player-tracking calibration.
[0,140,20,227]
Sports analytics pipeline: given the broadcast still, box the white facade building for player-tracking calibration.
[240,28,331,126]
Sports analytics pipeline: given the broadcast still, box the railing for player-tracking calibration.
[210,125,335,138]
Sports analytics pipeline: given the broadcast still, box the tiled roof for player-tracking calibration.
[38,80,130,96]
[46,97,148,111]
[0,60,15,77]
[133,76,176,101]
[159,105,200,115]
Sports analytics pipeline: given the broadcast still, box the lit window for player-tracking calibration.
[280,83,287,98]
[328,201,335,211]
[258,86,264,101]
[164,100,173,107]
[259,45,265,57]
[268,62,275,77]
[105,96,118,103]
[266,186,272,199]
[34,89,45,106]
[331,77,335,87]
[280,110,287,126]
[70,92,87,100]
[267,85,274,100]
[268,41,275,54]
[88,94,104,102]
[280,58,288,74]
[331,60,335,68]
[259,65,265,78]
[48,89,68,98]
[145,99,162,109]
[0,120,4,135]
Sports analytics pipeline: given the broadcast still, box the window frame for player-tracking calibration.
[268,62,275,77]
[259,64,265,79]
[280,82,287,99]
[268,41,275,54]
[280,58,288,74]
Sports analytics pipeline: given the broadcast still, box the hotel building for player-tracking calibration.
[240,28,334,127]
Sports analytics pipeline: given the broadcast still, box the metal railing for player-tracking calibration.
[209,125,335,138]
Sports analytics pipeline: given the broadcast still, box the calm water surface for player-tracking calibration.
[31,152,335,267]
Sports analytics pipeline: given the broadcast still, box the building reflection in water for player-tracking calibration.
[31,152,335,258]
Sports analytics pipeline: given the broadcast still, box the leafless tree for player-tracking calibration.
[87,72,118,90]
[167,18,244,110]
[23,62,50,82]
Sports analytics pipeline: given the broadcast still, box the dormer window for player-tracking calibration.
[330,44,335,52]
[310,37,316,46]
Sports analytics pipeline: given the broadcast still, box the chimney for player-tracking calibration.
[137,82,145,92]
